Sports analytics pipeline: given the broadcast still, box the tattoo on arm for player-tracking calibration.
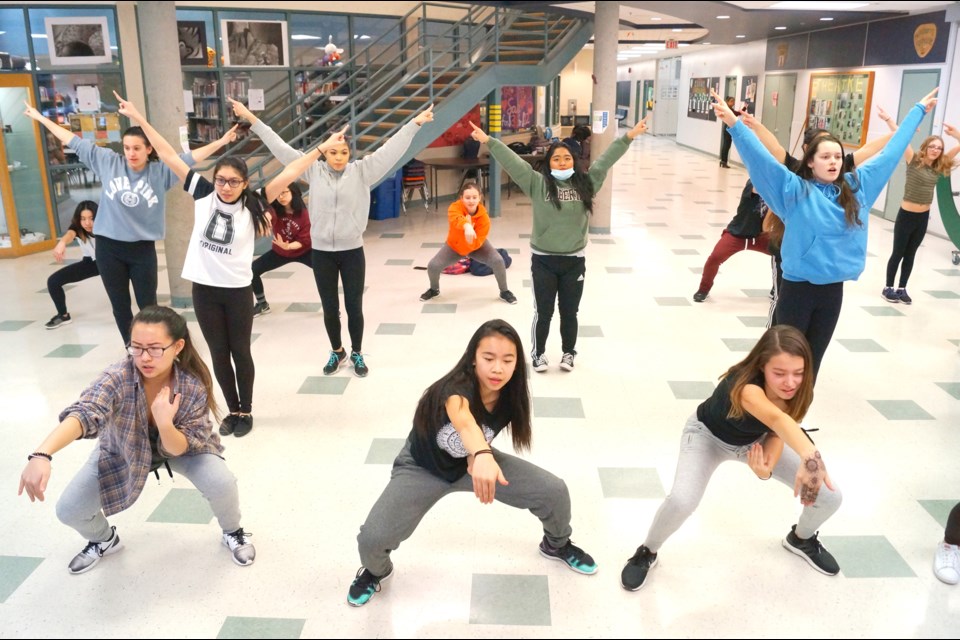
[800,450,822,503]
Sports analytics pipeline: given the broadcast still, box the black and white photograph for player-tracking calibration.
[44,16,112,66]
[222,19,288,67]
[177,21,208,64]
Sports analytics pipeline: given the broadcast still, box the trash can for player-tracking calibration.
[369,170,402,220]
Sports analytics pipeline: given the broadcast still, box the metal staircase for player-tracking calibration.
[198,2,593,188]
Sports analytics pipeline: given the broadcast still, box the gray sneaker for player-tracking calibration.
[68,526,122,575]
[222,528,256,566]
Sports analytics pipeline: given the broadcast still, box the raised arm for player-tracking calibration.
[23,100,77,145]
[190,127,239,164]
[740,112,787,164]
[231,96,301,165]
[944,123,960,162]
[587,113,649,188]
[446,394,508,505]
[263,126,348,202]
[356,104,434,186]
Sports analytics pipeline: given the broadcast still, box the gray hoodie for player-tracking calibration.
[251,119,420,251]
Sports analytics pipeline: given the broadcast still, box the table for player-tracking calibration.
[419,157,490,210]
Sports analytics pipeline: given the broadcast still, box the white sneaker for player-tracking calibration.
[223,528,256,566]
[531,353,548,373]
[934,540,960,585]
[68,526,122,574]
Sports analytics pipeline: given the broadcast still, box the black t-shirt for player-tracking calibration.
[726,180,766,238]
[407,381,512,482]
[696,372,771,446]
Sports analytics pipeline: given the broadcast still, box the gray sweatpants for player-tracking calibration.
[357,441,573,576]
[644,415,842,552]
[56,447,243,542]
[427,241,509,292]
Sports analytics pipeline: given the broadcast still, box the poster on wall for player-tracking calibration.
[222,20,289,67]
[688,77,720,121]
[502,86,535,132]
[428,104,482,148]
[44,17,112,66]
[178,21,208,64]
[807,71,874,147]
[740,76,758,115]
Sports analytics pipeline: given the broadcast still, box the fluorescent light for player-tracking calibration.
[672,28,682,32]
[717,16,730,20]
[736,35,746,38]
[772,1,866,8]
[291,35,321,41]
[31,33,46,38]
[650,17,661,21]
[775,26,787,30]
[821,17,834,21]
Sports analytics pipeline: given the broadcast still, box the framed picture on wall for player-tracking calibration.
[178,21,208,65]
[44,17,112,66]
[806,71,875,147]
[222,20,289,67]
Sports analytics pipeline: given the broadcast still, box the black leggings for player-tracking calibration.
[251,249,312,299]
[774,280,843,382]
[530,253,585,356]
[311,247,365,353]
[192,282,255,414]
[95,236,158,344]
[885,208,929,288]
[47,257,100,316]
[946,503,960,545]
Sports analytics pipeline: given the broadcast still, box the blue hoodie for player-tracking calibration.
[729,102,927,284]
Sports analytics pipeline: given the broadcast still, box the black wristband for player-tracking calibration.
[28,452,52,462]
[473,449,493,457]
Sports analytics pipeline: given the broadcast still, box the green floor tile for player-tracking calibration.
[606,266,634,273]
[44,344,97,358]
[532,397,585,419]
[365,438,406,464]
[376,323,415,335]
[689,267,704,274]
[598,467,665,499]
[924,290,960,299]
[741,289,769,298]
[421,242,444,248]
[667,380,715,400]
[645,222,668,227]
[297,377,350,395]
[261,272,292,279]
[867,400,934,420]
[285,302,322,313]
[422,304,457,314]
[0,556,44,603]
[380,233,404,238]
[681,234,705,240]
[934,269,960,276]
[591,238,615,244]
[861,306,905,317]
[385,259,414,266]
[818,535,915,578]
[147,488,214,524]
[935,382,960,400]
[470,574,551,626]
[722,337,757,352]
[578,325,604,337]
[738,316,768,328]
[0,321,33,331]
[217,616,306,639]
[672,249,699,255]
[655,297,690,306]
[918,499,958,528]
[836,338,887,353]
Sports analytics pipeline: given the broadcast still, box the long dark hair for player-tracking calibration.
[122,126,159,162]
[413,319,532,452]
[213,156,270,235]
[723,325,814,423]
[270,181,306,217]
[68,200,98,241]
[540,141,595,214]
[798,134,861,228]
[131,306,219,421]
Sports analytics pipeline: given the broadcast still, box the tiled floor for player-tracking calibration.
[2,134,959,638]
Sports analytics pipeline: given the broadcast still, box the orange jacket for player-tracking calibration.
[445,199,490,255]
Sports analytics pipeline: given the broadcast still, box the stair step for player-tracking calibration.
[374,108,416,116]
[497,39,546,46]
[359,121,401,131]
[387,95,431,102]
[486,50,544,58]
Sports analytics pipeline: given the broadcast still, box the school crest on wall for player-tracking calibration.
[914,24,936,58]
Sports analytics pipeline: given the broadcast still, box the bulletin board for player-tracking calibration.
[69,112,121,147]
[806,71,874,147]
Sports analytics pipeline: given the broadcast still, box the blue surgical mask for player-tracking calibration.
[551,168,575,180]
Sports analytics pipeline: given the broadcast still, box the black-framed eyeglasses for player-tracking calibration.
[126,343,176,358]
[214,177,245,188]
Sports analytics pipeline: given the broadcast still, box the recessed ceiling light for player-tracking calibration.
[775,26,787,30]
[717,16,730,20]
[736,35,746,38]
[651,17,662,21]
[702,42,711,45]
[672,28,682,32]
[820,17,834,21]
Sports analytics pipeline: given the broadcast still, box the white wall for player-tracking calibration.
[558,49,594,117]
[617,60,656,127]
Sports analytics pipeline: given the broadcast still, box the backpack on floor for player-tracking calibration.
[469,248,512,276]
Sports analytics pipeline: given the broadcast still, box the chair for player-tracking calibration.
[459,139,488,194]
[401,159,430,212]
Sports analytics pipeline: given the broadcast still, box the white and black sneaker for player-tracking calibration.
[782,525,839,575]
[68,526,122,574]
[222,528,256,566]
[560,352,576,371]
[252,301,271,317]
[531,353,548,373]
[45,313,72,329]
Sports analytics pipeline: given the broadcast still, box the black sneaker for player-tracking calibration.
[620,545,658,591]
[560,352,575,371]
[68,526,122,574]
[896,288,912,305]
[234,414,253,437]
[219,414,239,436]
[253,301,271,317]
[782,525,839,576]
[351,351,369,377]
[420,288,440,302]
[881,287,899,303]
[347,566,393,607]
[45,313,72,329]
[693,291,708,303]
[538,537,597,574]
[499,289,518,304]
[323,349,347,375]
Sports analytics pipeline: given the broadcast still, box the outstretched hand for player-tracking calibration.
[19,458,51,503]
[23,100,44,122]
[793,450,834,506]
[227,97,254,123]
[919,87,938,113]
[413,103,434,126]
[469,121,489,144]
[944,123,959,140]
[627,113,650,140]
[710,88,738,126]
[113,90,144,122]
[468,452,508,504]
[318,125,350,153]
[218,124,240,146]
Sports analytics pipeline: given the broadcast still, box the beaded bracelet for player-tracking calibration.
[473,449,493,457]
[28,452,52,462]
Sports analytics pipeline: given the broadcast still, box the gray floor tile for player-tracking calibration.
[297,377,350,395]
[578,325,604,337]
[250,333,261,344]
[182,311,198,323]
[147,488,214,524]
[337,285,369,294]
[861,306,905,317]
[422,304,457,314]
[44,344,97,358]
[532,397,585,419]
[707,222,727,227]
[934,269,960,276]
[606,267,633,274]
[261,272,293,279]
[924,290,960,299]
[385,259,414,266]
[645,222,668,227]
[376,323,416,335]
[689,267,704,274]
[591,238,615,244]
[36,284,77,294]
[0,321,33,331]
[819,535,916,578]
[217,616,306,639]
[950,339,960,347]
[867,400,934,420]
[738,316,768,328]
[655,297,690,306]
[648,206,668,210]
[672,249,699,255]
[470,574,551,626]
[285,303,322,313]
[741,289,770,298]
[502,247,520,254]
[935,382,960,400]
[421,242,445,248]
[681,234,705,240]
[0,556,44,604]
[519,233,531,238]
[667,380,715,400]
[598,467,666,499]
[380,233,404,238]
[836,339,887,353]
[156,294,171,304]
[522,279,531,288]
[49,259,79,266]
[365,438,407,464]
[918,499,958,528]
[722,337,757,352]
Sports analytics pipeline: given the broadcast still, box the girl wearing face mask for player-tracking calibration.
[250,182,312,317]
[229,98,434,379]
[420,182,516,304]
[117,94,340,438]
[713,89,937,380]
[876,117,960,305]
[25,98,235,345]
[45,201,100,329]
[470,117,648,373]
